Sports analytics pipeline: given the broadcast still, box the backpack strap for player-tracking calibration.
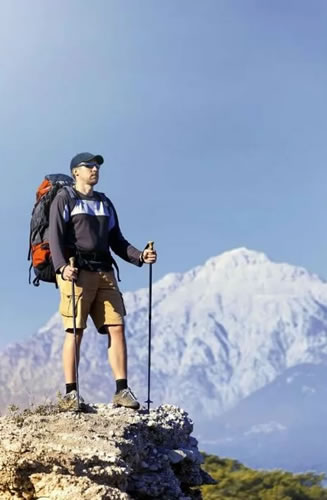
[94,192,121,282]
[28,262,33,285]
[58,185,79,221]
[111,257,121,282]
[95,191,111,208]
[62,184,78,201]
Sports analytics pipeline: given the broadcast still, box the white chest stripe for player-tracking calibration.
[63,203,70,222]
[71,199,111,217]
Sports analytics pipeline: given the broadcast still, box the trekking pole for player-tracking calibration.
[69,257,80,412]
[145,241,154,413]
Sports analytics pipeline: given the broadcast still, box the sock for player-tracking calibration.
[116,379,128,394]
[66,382,77,394]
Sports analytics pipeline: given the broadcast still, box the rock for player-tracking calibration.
[0,403,214,499]
[169,450,186,464]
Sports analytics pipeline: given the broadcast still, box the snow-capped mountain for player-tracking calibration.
[1,247,327,471]
[199,362,327,473]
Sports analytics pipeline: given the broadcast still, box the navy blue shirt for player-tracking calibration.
[49,188,142,272]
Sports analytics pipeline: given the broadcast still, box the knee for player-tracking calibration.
[105,325,124,347]
[105,325,124,337]
[66,329,83,342]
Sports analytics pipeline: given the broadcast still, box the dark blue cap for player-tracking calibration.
[70,152,104,171]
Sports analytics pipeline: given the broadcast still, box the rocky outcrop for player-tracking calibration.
[0,403,214,499]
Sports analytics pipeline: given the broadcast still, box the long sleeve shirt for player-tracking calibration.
[49,188,143,273]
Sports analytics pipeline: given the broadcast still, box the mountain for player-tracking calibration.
[1,247,327,472]
[198,362,327,473]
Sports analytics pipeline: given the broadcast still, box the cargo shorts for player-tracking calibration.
[56,269,126,333]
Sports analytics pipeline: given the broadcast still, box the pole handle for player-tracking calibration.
[69,257,76,268]
[146,241,154,251]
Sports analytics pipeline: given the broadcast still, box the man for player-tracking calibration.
[49,152,157,409]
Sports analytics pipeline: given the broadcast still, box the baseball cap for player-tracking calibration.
[70,152,104,171]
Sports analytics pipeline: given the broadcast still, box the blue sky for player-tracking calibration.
[1,0,327,346]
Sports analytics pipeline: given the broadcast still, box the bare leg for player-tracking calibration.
[106,325,127,380]
[107,325,140,409]
[62,329,84,383]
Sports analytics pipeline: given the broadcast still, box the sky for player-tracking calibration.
[1,0,327,347]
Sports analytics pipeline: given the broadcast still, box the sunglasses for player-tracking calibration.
[78,162,101,169]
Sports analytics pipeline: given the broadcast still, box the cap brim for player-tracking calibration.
[92,154,104,165]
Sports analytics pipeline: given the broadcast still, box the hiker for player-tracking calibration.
[49,152,157,409]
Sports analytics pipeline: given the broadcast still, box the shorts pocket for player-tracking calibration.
[59,290,83,317]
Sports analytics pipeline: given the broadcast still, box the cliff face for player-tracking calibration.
[0,403,214,499]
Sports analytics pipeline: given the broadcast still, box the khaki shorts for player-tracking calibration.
[56,270,126,333]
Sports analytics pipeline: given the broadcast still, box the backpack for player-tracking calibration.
[28,174,76,286]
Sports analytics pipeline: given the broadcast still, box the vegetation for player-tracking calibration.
[201,453,327,500]
[6,392,78,424]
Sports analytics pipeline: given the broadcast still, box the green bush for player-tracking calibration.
[201,453,327,500]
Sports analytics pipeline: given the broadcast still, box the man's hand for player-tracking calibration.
[60,264,78,281]
[142,248,157,264]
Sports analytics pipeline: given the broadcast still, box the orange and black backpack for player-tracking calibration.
[28,174,76,286]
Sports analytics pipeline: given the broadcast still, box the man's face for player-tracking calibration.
[74,161,100,185]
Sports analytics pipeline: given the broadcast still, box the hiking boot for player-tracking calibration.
[60,390,86,411]
[112,387,140,410]
[64,390,85,404]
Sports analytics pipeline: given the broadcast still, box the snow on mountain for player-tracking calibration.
[199,363,327,473]
[124,247,327,417]
[1,247,327,436]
